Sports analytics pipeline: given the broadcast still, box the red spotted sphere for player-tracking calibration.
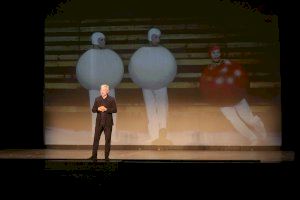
[199,61,249,104]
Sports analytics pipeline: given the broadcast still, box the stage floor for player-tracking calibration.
[0,149,294,162]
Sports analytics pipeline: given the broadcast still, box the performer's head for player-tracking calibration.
[100,84,110,97]
[91,32,106,48]
[209,45,221,63]
[148,27,161,46]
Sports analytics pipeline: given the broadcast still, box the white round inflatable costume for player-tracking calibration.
[76,32,124,136]
[129,28,177,141]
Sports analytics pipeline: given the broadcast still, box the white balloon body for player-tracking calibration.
[129,46,177,90]
[76,48,123,136]
[76,48,124,90]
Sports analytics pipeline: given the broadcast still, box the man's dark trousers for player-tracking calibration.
[92,124,112,159]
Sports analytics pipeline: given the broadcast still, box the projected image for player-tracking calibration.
[44,1,281,146]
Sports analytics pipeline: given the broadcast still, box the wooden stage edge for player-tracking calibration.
[0,147,295,163]
[46,145,281,151]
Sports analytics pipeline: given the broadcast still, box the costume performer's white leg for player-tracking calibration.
[220,106,258,144]
[143,88,160,140]
[234,98,267,139]
[154,87,168,130]
[89,90,99,136]
[109,89,117,137]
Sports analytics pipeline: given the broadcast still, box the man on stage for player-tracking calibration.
[89,84,117,161]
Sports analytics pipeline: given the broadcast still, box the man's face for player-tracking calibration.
[100,86,109,97]
[97,37,106,48]
[151,34,160,46]
[210,49,221,62]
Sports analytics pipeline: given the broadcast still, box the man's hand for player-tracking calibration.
[98,106,107,112]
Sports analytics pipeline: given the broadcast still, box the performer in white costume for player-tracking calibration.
[129,28,177,143]
[76,32,124,138]
[200,45,267,145]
